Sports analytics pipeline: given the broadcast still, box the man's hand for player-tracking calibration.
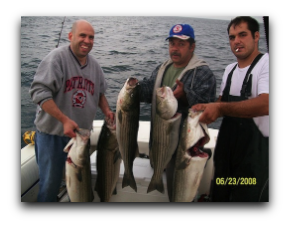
[106,111,115,123]
[191,103,222,124]
[41,99,79,138]
[62,117,79,138]
[192,93,269,124]
[99,93,115,123]
[173,79,188,105]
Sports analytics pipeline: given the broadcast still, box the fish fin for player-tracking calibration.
[200,148,212,161]
[113,187,117,195]
[150,159,154,168]
[147,178,164,194]
[75,168,83,182]
[176,158,191,170]
[113,149,122,164]
[122,171,137,192]
[117,110,122,124]
[122,172,129,189]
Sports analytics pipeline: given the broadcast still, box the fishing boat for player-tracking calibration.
[21,120,218,202]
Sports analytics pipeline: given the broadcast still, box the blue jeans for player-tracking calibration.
[35,131,70,202]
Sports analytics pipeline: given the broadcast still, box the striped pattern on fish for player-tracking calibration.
[95,116,121,202]
[64,129,94,202]
[116,77,140,192]
[147,86,181,194]
[147,112,181,193]
[171,110,210,202]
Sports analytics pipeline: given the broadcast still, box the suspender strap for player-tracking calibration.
[240,53,264,98]
[221,64,237,101]
[222,53,264,100]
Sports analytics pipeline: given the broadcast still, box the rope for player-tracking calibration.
[56,16,66,48]
[23,131,36,145]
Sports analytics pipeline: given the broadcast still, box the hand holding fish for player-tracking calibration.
[99,93,115,123]
[62,117,79,138]
[64,128,93,202]
[191,103,222,124]
[171,109,210,202]
[41,99,79,138]
[173,80,188,105]
[106,111,115,123]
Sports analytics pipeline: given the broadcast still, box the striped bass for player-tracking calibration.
[156,86,178,120]
[63,129,94,202]
[116,77,140,192]
[171,109,210,202]
[147,86,181,194]
[95,115,122,202]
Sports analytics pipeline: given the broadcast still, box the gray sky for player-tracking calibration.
[191,16,264,23]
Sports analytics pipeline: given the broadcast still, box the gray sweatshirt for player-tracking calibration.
[29,45,107,136]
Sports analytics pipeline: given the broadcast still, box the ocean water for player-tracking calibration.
[21,16,268,149]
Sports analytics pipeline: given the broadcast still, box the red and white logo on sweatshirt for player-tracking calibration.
[72,90,87,108]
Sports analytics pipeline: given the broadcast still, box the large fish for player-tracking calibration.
[94,115,122,202]
[156,86,178,120]
[63,129,94,202]
[171,109,210,202]
[116,77,140,192]
[147,86,181,194]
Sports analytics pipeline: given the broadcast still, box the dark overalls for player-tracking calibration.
[211,54,269,202]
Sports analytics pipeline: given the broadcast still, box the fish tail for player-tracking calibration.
[147,177,164,194]
[113,187,117,195]
[122,171,137,192]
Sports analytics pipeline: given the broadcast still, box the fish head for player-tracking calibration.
[97,116,118,152]
[119,77,140,111]
[64,128,90,167]
[184,109,210,152]
[156,86,178,120]
[105,113,118,143]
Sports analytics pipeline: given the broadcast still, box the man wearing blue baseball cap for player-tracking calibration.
[138,24,216,201]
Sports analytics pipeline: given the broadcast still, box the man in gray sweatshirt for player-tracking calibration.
[29,19,113,202]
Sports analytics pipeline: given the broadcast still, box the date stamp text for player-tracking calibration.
[215,177,256,185]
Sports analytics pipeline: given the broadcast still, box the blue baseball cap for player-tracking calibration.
[166,24,195,40]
